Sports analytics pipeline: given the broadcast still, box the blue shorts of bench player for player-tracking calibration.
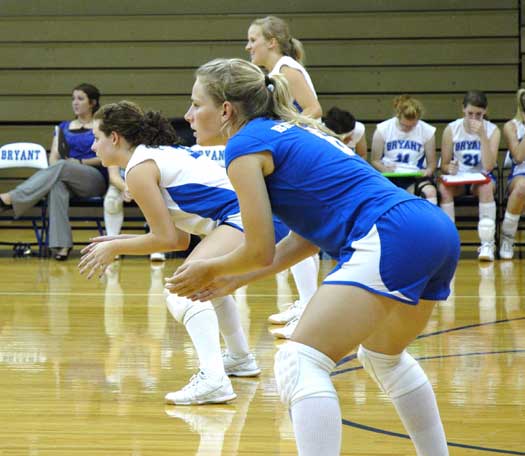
[323,199,460,304]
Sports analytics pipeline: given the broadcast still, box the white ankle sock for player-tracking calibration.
[291,397,341,456]
[212,295,250,357]
[392,382,449,455]
[184,308,225,377]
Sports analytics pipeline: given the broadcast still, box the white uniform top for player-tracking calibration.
[508,118,525,177]
[125,145,241,236]
[376,117,436,172]
[270,56,318,100]
[448,118,498,174]
[190,144,226,168]
[347,121,365,149]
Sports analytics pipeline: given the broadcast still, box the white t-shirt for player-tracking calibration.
[270,55,318,104]
[376,117,436,172]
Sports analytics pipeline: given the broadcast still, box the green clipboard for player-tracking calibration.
[382,171,423,178]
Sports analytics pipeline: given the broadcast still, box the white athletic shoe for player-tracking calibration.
[499,235,514,260]
[478,242,495,262]
[270,316,299,340]
[150,252,166,262]
[222,351,261,377]
[164,371,236,405]
[268,300,303,324]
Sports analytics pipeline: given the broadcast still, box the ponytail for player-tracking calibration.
[94,101,180,147]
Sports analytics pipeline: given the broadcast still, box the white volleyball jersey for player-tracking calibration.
[448,118,498,174]
[377,117,435,172]
[270,56,318,107]
[125,145,241,236]
[190,144,226,168]
[508,118,525,177]
[347,121,365,149]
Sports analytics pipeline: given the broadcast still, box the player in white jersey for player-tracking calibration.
[438,91,501,261]
[371,95,438,204]
[246,15,322,119]
[323,106,367,158]
[80,101,268,406]
[245,15,321,334]
[168,58,459,456]
[500,88,525,259]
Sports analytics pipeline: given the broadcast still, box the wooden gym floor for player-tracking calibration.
[0,256,523,455]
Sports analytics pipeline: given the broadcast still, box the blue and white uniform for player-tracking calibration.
[506,118,525,180]
[125,145,288,241]
[225,118,460,304]
[449,118,498,175]
[377,117,435,172]
[270,56,317,113]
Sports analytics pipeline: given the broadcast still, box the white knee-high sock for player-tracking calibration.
[290,255,318,306]
[440,202,455,222]
[502,211,520,238]
[392,382,449,455]
[184,307,225,377]
[212,295,250,357]
[479,201,496,221]
[291,397,342,456]
[104,210,124,237]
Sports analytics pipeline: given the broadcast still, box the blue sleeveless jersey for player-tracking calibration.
[225,118,416,259]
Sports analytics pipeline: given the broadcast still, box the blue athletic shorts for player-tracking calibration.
[323,199,460,304]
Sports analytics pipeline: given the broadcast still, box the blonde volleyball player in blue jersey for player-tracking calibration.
[168,59,459,456]
[80,100,298,405]
[438,91,500,261]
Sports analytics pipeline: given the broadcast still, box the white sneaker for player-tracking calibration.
[499,235,514,260]
[478,242,495,262]
[150,252,166,262]
[222,351,261,377]
[270,316,299,340]
[164,371,236,405]
[268,300,303,324]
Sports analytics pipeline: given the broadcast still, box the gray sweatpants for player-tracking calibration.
[9,160,107,249]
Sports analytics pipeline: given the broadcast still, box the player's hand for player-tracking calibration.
[448,159,459,175]
[165,259,215,299]
[468,119,485,137]
[78,241,117,279]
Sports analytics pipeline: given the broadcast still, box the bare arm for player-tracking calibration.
[281,66,322,119]
[354,134,368,159]
[167,152,277,297]
[49,129,60,165]
[79,160,189,278]
[370,128,392,172]
[470,121,499,172]
[184,231,320,300]
[503,120,525,164]
[423,135,437,176]
[440,126,457,175]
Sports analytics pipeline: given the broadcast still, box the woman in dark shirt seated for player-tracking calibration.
[0,83,108,260]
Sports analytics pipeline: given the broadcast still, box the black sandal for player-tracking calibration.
[54,247,71,261]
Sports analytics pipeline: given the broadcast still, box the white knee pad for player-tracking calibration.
[478,218,495,243]
[274,341,337,407]
[357,345,428,399]
[166,294,213,325]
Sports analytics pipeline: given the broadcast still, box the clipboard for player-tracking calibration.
[440,173,491,186]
